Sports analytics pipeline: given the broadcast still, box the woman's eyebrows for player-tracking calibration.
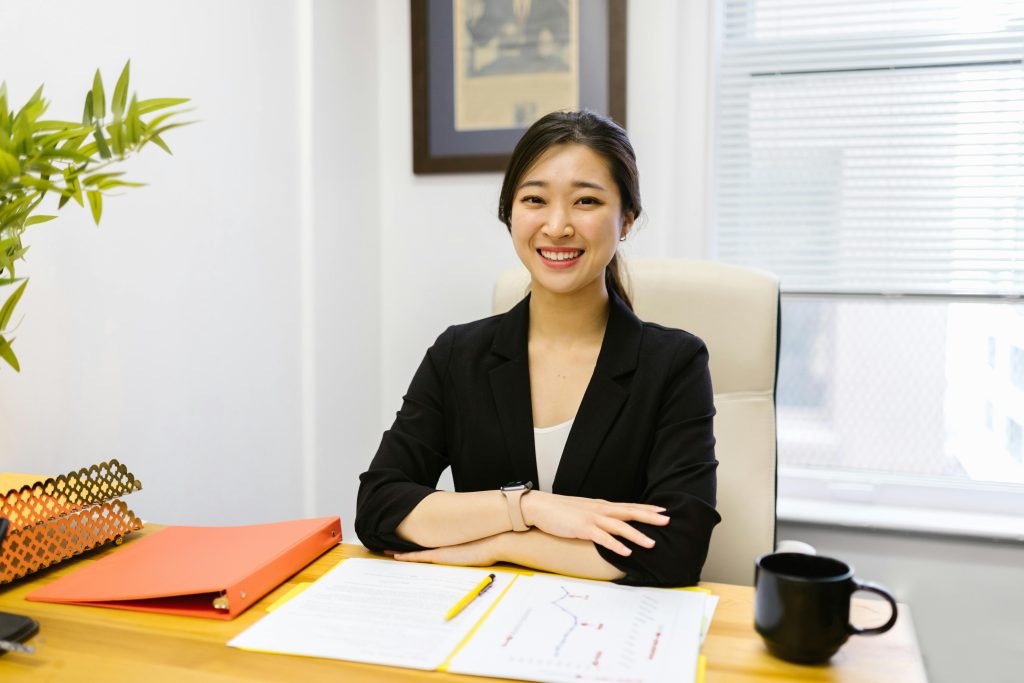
[517,179,608,191]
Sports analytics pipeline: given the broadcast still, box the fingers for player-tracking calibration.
[629,503,668,512]
[591,499,664,513]
[639,510,672,526]
[392,550,431,563]
[619,503,669,515]
[591,513,660,555]
[593,528,632,557]
[602,518,656,549]
[532,495,670,551]
[601,503,671,526]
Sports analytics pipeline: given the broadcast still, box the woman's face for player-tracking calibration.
[509,143,633,301]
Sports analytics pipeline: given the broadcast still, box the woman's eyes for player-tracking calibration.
[518,195,602,206]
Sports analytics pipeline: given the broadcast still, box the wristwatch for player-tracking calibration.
[500,480,533,532]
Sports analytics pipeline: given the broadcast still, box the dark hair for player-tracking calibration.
[498,110,641,310]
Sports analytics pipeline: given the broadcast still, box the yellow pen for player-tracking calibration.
[444,573,496,621]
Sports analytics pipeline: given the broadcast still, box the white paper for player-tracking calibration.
[701,595,719,644]
[228,559,512,670]
[446,574,706,683]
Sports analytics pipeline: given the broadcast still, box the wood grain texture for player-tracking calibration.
[0,526,927,682]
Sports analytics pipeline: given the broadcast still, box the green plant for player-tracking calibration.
[0,61,189,372]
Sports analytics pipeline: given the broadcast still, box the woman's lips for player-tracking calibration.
[537,248,583,269]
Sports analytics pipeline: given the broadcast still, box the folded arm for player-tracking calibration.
[393,529,627,581]
[395,488,669,555]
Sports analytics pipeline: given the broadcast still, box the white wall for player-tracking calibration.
[374,2,516,428]
[309,0,381,542]
[0,0,379,541]
[0,0,303,523]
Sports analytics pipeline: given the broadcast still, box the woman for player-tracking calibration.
[355,110,719,587]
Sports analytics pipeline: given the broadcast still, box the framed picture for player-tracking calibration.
[411,0,627,174]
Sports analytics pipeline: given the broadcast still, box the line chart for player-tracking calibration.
[447,573,705,682]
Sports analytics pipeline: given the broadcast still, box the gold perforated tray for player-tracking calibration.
[0,459,143,584]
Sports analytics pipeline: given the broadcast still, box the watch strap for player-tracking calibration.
[502,488,530,532]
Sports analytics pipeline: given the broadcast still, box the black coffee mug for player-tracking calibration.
[754,552,898,664]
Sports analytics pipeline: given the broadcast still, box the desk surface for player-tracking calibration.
[0,526,928,683]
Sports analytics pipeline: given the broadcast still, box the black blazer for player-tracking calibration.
[355,291,720,587]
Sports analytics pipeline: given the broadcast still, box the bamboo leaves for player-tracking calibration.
[91,70,106,120]
[0,280,26,331]
[0,149,19,180]
[0,279,28,370]
[112,61,130,118]
[0,60,189,371]
[0,334,18,372]
[86,191,102,224]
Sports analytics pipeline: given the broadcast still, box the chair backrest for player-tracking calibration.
[493,258,779,585]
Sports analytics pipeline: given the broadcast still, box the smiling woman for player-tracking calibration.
[355,111,720,587]
[508,143,631,307]
[498,110,639,311]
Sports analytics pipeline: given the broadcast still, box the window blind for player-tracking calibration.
[713,0,1024,295]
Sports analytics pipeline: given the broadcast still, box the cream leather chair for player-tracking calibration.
[493,258,780,586]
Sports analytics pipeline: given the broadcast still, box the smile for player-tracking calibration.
[538,248,583,262]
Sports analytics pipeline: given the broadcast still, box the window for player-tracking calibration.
[1011,346,1024,389]
[713,0,1024,535]
[1008,419,1023,463]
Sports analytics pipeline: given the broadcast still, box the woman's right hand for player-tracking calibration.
[520,491,670,556]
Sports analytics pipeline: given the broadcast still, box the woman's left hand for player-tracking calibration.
[390,535,501,567]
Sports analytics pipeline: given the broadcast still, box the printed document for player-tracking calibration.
[446,572,706,683]
[228,559,512,669]
[229,558,710,683]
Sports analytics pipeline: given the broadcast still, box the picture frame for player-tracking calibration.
[411,0,627,174]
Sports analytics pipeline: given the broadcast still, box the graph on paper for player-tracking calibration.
[447,573,707,683]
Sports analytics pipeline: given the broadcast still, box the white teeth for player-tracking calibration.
[540,249,581,261]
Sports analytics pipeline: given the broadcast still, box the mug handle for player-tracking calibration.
[848,580,899,636]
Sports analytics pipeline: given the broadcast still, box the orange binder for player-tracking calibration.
[26,516,341,619]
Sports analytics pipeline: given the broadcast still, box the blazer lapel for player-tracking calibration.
[489,295,539,485]
[553,291,643,495]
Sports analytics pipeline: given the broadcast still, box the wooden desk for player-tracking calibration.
[0,528,927,683]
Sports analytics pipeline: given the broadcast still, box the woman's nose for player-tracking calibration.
[542,205,574,237]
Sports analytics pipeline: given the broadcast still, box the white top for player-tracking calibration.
[533,418,574,493]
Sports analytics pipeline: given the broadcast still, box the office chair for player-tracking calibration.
[494,258,780,585]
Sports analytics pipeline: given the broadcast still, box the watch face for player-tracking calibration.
[502,480,533,492]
